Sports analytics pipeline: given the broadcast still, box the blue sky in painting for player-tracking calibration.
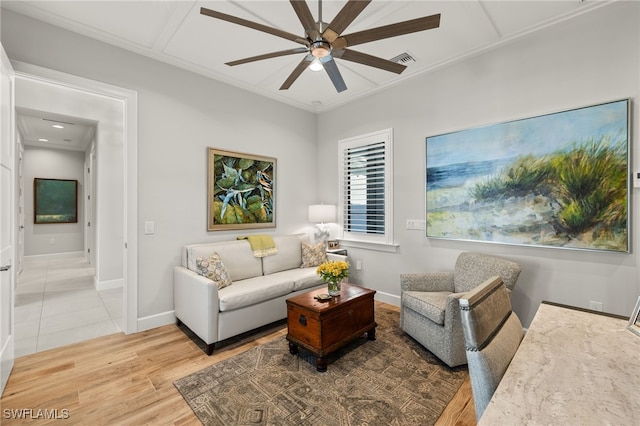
[426,100,628,168]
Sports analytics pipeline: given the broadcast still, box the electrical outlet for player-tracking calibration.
[356,260,362,270]
[589,301,603,312]
[49,238,55,245]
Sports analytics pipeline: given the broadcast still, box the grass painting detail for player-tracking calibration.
[426,99,629,253]
[34,178,78,224]
[207,148,276,231]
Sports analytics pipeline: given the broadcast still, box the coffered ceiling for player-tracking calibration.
[2,0,609,115]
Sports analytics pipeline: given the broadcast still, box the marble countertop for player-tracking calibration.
[479,302,640,425]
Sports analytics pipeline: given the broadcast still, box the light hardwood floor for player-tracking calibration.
[1,302,476,425]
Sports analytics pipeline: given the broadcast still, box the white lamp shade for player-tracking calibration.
[308,204,336,223]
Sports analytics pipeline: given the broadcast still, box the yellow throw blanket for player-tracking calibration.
[237,234,278,257]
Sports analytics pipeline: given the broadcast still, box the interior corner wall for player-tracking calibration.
[317,1,640,327]
[23,147,85,256]
[0,9,318,324]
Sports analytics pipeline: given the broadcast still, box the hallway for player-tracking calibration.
[14,255,122,357]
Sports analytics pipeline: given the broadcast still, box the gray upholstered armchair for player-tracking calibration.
[400,252,521,368]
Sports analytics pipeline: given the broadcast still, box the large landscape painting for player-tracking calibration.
[426,99,629,253]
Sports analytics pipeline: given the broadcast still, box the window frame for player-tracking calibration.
[338,128,395,249]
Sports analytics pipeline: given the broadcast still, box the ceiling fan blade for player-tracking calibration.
[290,0,316,33]
[322,57,347,93]
[324,0,371,42]
[335,49,406,74]
[339,13,441,48]
[227,47,309,66]
[280,56,313,90]
[200,7,307,46]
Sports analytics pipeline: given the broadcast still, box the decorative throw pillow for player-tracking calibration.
[195,253,233,290]
[301,242,327,268]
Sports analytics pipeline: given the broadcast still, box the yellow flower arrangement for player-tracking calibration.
[316,260,350,284]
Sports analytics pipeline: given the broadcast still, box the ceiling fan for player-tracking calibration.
[200,0,441,93]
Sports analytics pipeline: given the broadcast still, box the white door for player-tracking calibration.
[0,46,16,395]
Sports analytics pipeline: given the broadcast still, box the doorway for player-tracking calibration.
[11,61,138,343]
[14,109,119,355]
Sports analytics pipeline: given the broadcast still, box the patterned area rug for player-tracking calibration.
[174,306,467,425]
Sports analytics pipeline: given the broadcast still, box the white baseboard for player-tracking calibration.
[25,251,85,260]
[137,310,176,332]
[375,291,400,307]
[95,277,123,291]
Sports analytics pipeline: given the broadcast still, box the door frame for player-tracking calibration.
[1,45,16,396]
[13,61,138,334]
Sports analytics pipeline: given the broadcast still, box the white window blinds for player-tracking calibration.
[338,129,393,245]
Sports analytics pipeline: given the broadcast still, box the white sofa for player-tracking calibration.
[174,234,345,354]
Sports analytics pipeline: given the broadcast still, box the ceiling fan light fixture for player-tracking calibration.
[309,58,324,71]
[310,40,331,58]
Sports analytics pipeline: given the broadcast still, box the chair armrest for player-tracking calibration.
[400,272,455,292]
[174,266,220,345]
[443,291,466,331]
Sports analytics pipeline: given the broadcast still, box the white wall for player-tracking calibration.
[317,1,640,326]
[0,9,318,324]
[22,147,84,256]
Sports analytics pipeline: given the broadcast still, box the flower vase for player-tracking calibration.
[327,279,341,297]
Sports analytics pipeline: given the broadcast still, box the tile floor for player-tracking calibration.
[14,254,123,357]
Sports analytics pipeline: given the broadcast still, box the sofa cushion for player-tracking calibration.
[218,275,295,312]
[301,242,327,268]
[260,267,324,291]
[186,240,262,281]
[196,253,232,290]
[402,291,451,325]
[262,234,308,275]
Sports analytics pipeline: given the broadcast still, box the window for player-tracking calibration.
[338,128,394,247]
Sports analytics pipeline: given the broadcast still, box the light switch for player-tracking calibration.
[144,221,155,235]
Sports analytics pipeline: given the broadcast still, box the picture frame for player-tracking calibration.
[327,240,339,249]
[207,148,276,231]
[627,296,640,337]
[426,99,629,253]
[34,178,78,224]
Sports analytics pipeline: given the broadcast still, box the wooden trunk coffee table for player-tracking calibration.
[286,283,376,372]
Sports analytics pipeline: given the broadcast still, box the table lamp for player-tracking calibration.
[308,204,336,244]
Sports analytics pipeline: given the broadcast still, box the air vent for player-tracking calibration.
[390,52,417,65]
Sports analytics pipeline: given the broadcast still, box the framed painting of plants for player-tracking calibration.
[426,99,629,253]
[208,148,276,231]
[34,178,78,224]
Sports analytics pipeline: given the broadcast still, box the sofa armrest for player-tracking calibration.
[400,272,455,292]
[174,266,220,345]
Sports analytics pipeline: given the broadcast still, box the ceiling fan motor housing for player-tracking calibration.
[310,40,331,58]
